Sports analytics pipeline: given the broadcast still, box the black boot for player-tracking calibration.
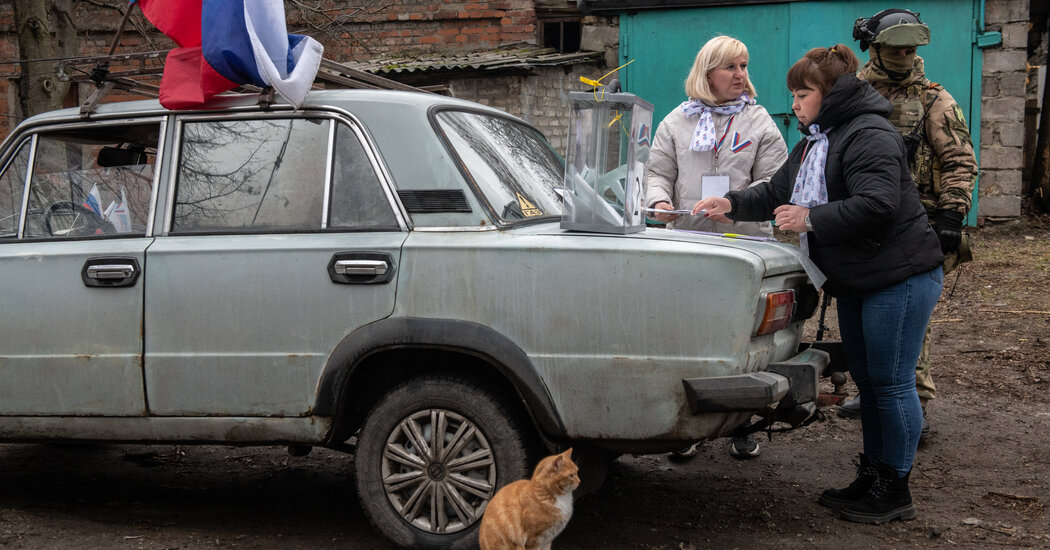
[818,454,877,510]
[839,462,917,524]
[836,395,861,419]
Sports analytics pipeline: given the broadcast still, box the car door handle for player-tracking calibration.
[86,264,136,279]
[328,252,396,285]
[333,259,388,276]
[81,257,141,288]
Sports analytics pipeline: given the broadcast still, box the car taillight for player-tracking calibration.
[755,290,795,336]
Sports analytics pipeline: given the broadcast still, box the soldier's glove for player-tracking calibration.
[933,209,963,254]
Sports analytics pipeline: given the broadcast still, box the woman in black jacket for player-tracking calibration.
[695,45,943,524]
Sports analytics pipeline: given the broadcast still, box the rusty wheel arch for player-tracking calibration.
[315,317,566,446]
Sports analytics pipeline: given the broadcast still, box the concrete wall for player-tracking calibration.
[980,0,1029,220]
[364,13,618,155]
[448,62,602,154]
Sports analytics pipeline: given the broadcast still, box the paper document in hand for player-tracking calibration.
[643,207,705,215]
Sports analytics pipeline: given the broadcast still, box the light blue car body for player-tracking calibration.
[0,89,827,450]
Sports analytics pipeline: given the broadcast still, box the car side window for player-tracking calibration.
[22,124,158,239]
[172,118,329,233]
[0,141,30,237]
[329,123,398,230]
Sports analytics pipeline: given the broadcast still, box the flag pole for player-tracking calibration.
[91,1,136,85]
[108,2,137,57]
[82,2,138,114]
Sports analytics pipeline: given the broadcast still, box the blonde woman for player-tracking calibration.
[645,35,787,239]
[647,36,787,460]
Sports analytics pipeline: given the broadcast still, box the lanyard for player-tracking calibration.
[799,139,812,165]
[712,114,735,174]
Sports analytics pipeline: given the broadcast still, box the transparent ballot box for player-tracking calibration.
[561,87,653,234]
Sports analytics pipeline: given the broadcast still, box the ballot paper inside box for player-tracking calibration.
[561,88,653,234]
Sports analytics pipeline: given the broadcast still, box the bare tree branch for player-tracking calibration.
[284,0,399,57]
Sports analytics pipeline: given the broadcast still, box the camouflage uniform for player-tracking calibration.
[860,55,978,403]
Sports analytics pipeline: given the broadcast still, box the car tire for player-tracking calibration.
[570,444,614,497]
[354,373,535,549]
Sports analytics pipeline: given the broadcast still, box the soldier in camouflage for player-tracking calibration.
[836,8,978,440]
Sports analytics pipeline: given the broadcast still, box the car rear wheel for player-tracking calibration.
[354,374,534,549]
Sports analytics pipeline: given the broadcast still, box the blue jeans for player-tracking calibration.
[836,267,943,475]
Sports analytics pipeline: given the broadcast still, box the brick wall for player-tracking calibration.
[0,1,548,138]
[0,2,170,138]
[980,0,1028,220]
[300,0,538,61]
[0,1,618,155]
[0,1,17,139]
[523,64,609,153]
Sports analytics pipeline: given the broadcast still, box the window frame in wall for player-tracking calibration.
[538,17,582,52]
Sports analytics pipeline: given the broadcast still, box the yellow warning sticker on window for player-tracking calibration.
[516,193,543,217]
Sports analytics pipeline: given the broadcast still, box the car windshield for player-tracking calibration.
[435,110,564,224]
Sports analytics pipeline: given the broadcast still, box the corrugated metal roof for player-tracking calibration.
[340,46,603,74]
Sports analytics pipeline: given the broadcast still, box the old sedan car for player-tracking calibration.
[0,89,837,549]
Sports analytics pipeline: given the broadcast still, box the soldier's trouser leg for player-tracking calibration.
[919,244,968,406]
[915,323,935,406]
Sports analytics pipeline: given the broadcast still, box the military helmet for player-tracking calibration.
[853,8,931,51]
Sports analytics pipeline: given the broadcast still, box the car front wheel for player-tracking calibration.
[354,374,534,549]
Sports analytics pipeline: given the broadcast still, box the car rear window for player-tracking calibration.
[435,110,563,225]
[329,124,399,231]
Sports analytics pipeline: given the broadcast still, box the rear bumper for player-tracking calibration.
[681,347,831,414]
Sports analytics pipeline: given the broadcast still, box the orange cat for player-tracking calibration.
[478,448,580,550]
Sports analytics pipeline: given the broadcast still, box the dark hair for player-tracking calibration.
[786,44,860,95]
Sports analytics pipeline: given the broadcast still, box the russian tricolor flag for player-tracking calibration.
[83,184,103,217]
[134,0,323,109]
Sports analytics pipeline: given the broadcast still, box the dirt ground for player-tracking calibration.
[1,214,1048,549]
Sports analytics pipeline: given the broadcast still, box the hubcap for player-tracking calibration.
[381,408,496,534]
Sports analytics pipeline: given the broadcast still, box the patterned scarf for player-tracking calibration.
[681,94,754,151]
[790,124,832,255]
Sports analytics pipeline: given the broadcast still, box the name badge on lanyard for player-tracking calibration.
[701,173,730,199]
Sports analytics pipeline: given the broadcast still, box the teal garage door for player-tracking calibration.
[619,0,987,224]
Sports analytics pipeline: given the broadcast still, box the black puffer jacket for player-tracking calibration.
[727,74,943,296]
